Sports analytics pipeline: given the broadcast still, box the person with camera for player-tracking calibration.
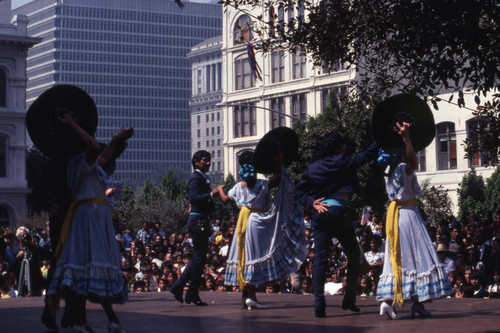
[15,226,43,297]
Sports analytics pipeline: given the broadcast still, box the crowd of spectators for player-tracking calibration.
[1,208,500,300]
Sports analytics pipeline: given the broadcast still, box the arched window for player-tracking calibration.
[0,136,6,177]
[466,118,498,167]
[233,15,252,44]
[436,122,457,170]
[0,69,6,107]
[0,205,10,228]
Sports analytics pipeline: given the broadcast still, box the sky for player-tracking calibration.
[12,0,213,9]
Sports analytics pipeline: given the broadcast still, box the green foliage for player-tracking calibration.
[457,168,486,224]
[213,173,238,224]
[112,170,236,234]
[222,0,500,160]
[289,90,387,215]
[485,166,500,219]
[112,174,189,234]
[418,179,453,228]
[159,167,187,200]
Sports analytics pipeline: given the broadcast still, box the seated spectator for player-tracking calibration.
[364,235,384,278]
[158,278,168,292]
[0,272,17,299]
[265,285,278,294]
[301,277,313,295]
[470,271,489,298]
[324,273,343,295]
[487,269,500,298]
[218,238,230,258]
[122,227,135,251]
[216,281,227,292]
[205,275,215,291]
[437,243,456,279]
[123,265,137,292]
[359,277,373,297]
[165,271,178,290]
[133,280,146,293]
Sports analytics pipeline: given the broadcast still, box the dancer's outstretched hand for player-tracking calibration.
[312,197,330,214]
[395,122,411,140]
[114,127,134,141]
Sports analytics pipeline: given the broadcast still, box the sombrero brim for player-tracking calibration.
[26,85,98,157]
[254,127,298,174]
[372,94,435,152]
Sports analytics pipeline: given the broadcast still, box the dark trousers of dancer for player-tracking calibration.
[313,205,360,310]
[174,215,210,298]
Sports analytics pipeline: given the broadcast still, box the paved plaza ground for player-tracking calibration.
[1,292,499,333]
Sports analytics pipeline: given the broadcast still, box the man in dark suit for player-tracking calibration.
[170,150,221,306]
[295,131,378,317]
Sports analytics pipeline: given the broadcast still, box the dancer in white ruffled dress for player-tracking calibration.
[48,110,132,332]
[218,150,307,309]
[376,122,452,320]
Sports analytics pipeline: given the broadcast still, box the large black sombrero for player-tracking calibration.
[26,85,98,157]
[372,94,435,152]
[254,127,298,173]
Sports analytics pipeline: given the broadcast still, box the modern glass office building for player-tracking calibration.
[13,0,222,183]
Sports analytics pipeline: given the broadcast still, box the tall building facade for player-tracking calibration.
[222,4,353,177]
[187,35,224,183]
[415,92,496,213]
[0,0,40,226]
[14,0,222,183]
[222,4,496,213]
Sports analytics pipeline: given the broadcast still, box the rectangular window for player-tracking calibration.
[233,103,256,138]
[206,66,211,92]
[291,94,307,122]
[417,150,426,172]
[217,63,222,91]
[436,123,457,170]
[270,97,286,129]
[292,48,307,79]
[235,57,255,90]
[0,136,6,177]
[197,68,202,94]
[271,50,285,83]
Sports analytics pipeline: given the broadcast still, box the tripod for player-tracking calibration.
[17,256,32,296]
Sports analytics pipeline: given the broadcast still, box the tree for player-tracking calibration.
[457,168,486,224]
[113,186,137,232]
[159,167,187,200]
[289,90,387,216]
[214,173,238,224]
[222,0,500,158]
[113,177,189,234]
[485,166,500,219]
[418,179,453,228]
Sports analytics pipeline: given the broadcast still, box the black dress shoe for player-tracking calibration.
[170,283,184,304]
[342,303,360,312]
[41,306,58,332]
[61,307,74,329]
[185,293,208,306]
[315,309,326,318]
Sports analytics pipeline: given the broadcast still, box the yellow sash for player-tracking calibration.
[54,198,108,260]
[236,206,266,290]
[386,198,417,306]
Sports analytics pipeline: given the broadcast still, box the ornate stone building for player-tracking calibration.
[0,0,40,226]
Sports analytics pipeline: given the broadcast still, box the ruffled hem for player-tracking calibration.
[49,261,127,304]
[376,264,452,303]
[225,220,307,287]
